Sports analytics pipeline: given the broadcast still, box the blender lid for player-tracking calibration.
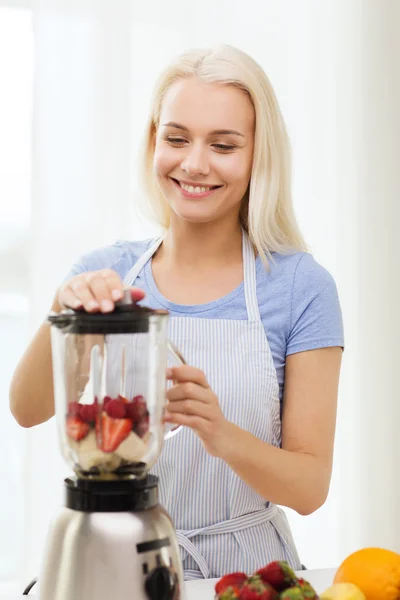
[48,290,168,335]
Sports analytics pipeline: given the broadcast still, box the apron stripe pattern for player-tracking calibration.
[123,231,301,580]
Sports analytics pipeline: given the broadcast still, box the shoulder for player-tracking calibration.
[257,250,338,300]
[256,250,343,354]
[65,238,153,280]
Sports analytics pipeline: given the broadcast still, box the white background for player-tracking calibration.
[0,0,399,594]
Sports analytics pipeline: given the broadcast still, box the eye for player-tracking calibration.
[166,136,187,146]
[213,144,236,152]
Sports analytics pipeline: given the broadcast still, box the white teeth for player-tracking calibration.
[179,182,214,194]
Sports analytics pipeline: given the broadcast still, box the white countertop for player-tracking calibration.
[0,567,336,599]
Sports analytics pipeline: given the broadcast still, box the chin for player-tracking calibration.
[174,211,217,225]
[169,203,218,224]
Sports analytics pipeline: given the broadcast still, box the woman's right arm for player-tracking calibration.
[9,269,145,428]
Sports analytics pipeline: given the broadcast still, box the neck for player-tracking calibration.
[159,216,243,268]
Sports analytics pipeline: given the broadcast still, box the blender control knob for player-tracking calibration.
[144,566,176,599]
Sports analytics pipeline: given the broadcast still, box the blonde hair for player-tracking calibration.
[139,44,308,263]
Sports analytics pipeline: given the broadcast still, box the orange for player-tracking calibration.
[334,547,400,600]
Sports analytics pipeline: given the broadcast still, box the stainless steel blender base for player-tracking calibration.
[37,479,184,600]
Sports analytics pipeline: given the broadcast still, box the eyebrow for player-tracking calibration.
[162,121,245,138]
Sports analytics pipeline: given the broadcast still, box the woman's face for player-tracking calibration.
[153,76,255,225]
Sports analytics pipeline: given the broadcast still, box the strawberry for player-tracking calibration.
[105,398,126,419]
[125,396,148,422]
[117,394,130,404]
[67,402,81,417]
[215,573,248,596]
[79,403,97,423]
[295,579,318,600]
[66,415,90,441]
[239,576,279,600]
[103,396,112,409]
[218,588,241,599]
[96,413,132,452]
[279,586,304,600]
[134,413,150,437]
[256,562,297,592]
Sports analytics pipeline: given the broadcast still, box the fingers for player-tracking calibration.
[59,269,145,312]
[167,365,209,388]
[165,398,210,418]
[166,381,210,404]
[164,412,208,430]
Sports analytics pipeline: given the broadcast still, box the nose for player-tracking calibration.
[180,143,210,177]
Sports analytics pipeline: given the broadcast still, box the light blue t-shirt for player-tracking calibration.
[65,239,344,403]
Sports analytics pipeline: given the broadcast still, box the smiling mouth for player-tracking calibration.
[170,178,222,195]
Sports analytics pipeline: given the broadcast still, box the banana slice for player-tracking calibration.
[116,431,149,462]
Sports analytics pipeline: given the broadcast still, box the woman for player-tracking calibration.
[10,44,343,580]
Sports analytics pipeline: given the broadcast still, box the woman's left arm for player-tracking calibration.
[165,346,342,516]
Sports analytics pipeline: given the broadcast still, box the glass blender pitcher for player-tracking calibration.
[48,290,184,479]
[35,291,186,600]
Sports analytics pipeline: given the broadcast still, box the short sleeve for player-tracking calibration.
[61,241,132,283]
[286,253,344,356]
[61,239,152,284]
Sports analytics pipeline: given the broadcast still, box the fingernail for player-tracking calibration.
[101,299,114,312]
[166,368,173,378]
[87,300,99,310]
[111,289,123,300]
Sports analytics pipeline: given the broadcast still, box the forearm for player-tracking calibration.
[217,422,331,515]
[9,295,61,428]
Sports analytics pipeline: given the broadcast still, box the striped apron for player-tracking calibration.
[123,232,301,580]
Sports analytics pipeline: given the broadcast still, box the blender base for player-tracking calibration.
[36,475,184,600]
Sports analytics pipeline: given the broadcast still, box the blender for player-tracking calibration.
[36,290,185,600]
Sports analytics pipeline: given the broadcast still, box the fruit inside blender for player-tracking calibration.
[64,343,152,476]
[66,394,151,473]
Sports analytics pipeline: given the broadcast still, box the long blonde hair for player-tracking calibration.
[139,44,308,263]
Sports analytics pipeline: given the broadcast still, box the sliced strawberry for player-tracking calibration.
[66,415,90,441]
[79,403,97,423]
[96,413,132,453]
[105,398,126,419]
[117,394,130,404]
[215,573,248,595]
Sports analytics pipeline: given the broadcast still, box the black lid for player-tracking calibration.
[65,474,159,512]
[48,290,168,335]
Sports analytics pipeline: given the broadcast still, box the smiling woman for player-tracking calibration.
[9,43,344,582]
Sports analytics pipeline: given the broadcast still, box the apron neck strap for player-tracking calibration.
[242,232,262,323]
[124,229,261,323]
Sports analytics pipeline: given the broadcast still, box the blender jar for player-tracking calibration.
[48,293,184,478]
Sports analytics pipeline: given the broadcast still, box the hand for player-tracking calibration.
[164,365,232,457]
[57,269,145,313]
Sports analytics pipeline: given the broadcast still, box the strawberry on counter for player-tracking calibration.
[240,577,279,600]
[215,560,319,600]
[256,562,297,592]
[215,573,248,598]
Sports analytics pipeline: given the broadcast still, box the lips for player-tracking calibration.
[170,177,222,198]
